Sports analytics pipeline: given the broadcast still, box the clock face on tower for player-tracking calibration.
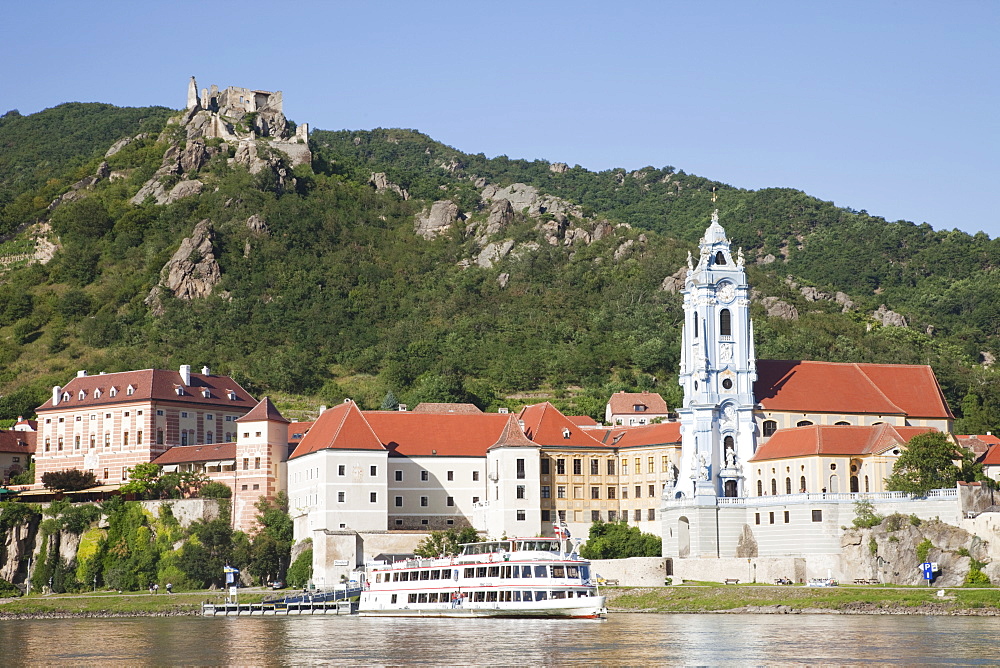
[717,281,736,303]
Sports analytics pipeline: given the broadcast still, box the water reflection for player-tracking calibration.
[5,613,999,666]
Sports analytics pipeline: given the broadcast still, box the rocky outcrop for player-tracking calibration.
[841,519,992,587]
[481,183,582,218]
[735,524,759,558]
[873,305,907,328]
[484,199,515,238]
[549,162,569,174]
[179,140,210,173]
[660,267,688,294]
[784,278,855,313]
[163,180,204,205]
[415,200,461,239]
[246,214,268,234]
[0,514,39,586]
[145,219,221,315]
[761,296,799,320]
[369,173,409,200]
[476,240,516,268]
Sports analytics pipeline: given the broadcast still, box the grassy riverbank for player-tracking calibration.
[0,590,270,618]
[605,584,1000,615]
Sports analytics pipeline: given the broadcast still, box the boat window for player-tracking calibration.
[567,591,574,598]
[536,591,547,600]
[522,591,532,601]
[428,593,438,603]
[474,591,485,602]
[392,572,399,582]
[567,566,579,579]
[486,591,498,602]
[513,591,521,602]
[430,570,440,579]
[477,567,487,578]
[420,570,430,580]
[551,565,566,578]
[400,571,409,581]
[488,566,500,578]
[552,591,566,599]
[464,568,475,578]
[375,574,381,583]
[408,594,418,603]
[521,566,532,578]
[391,594,397,604]
[511,566,520,578]
[501,566,511,579]
[418,593,428,603]
[535,565,547,578]
[580,565,590,580]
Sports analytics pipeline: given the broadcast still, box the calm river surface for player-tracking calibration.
[2,613,998,666]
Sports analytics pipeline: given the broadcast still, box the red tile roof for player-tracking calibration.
[290,401,384,458]
[13,417,37,431]
[235,397,289,424]
[755,360,953,419]
[152,442,236,465]
[518,403,610,449]
[607,391,669,415]
[36,369,257,412]
[749,424,936,461]
[567,415,599,426]
[288,421,314,445]
[956,434,1000,459]
[488,415,538,450]
[599,422,682,448]
[981,444,1000,467]
[0,430,35,454]
[412,403,483,414]
[368,413,510,457]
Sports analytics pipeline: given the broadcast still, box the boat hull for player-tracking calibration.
[358,597,607,619]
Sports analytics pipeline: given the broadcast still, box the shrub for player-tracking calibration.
[852,500,883,529]
[198,482,232,499]
[286,548,313,588]
[909,514,922,526]
[965,559,991,587]
[868,537,878,556]
[883,513,907,532]
[916,539,933,565]
[41,469,97,491]
[0,578,21,596]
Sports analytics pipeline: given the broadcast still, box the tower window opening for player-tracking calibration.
[715,251,726,265]
[720,309,732,336]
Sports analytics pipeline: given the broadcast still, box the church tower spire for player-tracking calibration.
[672,208,757,499]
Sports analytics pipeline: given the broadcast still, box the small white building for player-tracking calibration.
[605,391,670,426]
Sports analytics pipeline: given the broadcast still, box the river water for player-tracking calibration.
[2,613,998,665]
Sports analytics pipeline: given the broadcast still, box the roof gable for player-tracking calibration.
[290,401,384,458]
[607,391,669,415]
[749,424,936,461]
[235,396,289,424]
[600,422,682,448]
[365,413,510,457]
[518,402,609,448]
[488,415,538,450]
[152,442,236,465]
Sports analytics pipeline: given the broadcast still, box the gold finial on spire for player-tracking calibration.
[711,186,717,204]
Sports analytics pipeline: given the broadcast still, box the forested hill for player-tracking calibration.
[0,102,998,432]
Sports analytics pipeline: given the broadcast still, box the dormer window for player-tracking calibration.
[562,427,571,439]
[227,390,236,400]
[126,385,135,396]
[109,387,118,398]
[633,404,647,412]
[94,389,102,399]
[62,392,70,402]
[78,390,86,401]
[202,389,211,398]
[175,387,184,396]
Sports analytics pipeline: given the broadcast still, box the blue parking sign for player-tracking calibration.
[921,562,934,580]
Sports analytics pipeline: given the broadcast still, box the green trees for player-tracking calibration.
[413,527,480,557]
[579,520,661,559]
[248,492,293,585]
[884,432,983,496]
[41,469,97,492]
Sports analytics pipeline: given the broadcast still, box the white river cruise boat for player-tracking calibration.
[358,538,607,618]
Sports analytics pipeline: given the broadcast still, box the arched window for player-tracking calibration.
[720,309,731,336]
[785,477,792,495]
[763,420,778,437]
[800,476,806,493]
[865,476,870,492]
[850,475,859,493]
[694,315,699,338]
[796,420,813,427]
[757,480,763,496]
[770,479,777,495]
[724,480,738,497]
[723,435,734,450]
[834,421,851,426]
[715,251,726,265]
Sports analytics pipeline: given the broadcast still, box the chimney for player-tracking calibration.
[498,407,509,414]
[52,385,61,406]
[77,370,88,378]
[201,366,210,376]
[398,404,407,412]
[318,405,327,415]
[179,365,191,386]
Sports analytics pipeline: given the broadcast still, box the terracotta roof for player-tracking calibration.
[288,421,313,445]
[755,360,953,419]
[368,413,510,457]
[518,403,610,449]
[488,415,538,450]
[567,415,599,426]
[599,422,682,448]
[956,435,1000,459]
[607,391,669,415]
[0,430,35,454]
[749,424,936,461]
[152,442,236,465]
[13,417,37,431]
[981,444,1000,467]
[36,369,257,412]
[290,401,384,458]
[235,397,289,423]
[411,403,483,414]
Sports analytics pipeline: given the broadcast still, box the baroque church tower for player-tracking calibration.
[672,210,757,499]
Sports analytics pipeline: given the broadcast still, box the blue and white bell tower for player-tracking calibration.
[672,210,757,499]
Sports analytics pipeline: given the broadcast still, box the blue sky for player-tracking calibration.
[3,1,997,237]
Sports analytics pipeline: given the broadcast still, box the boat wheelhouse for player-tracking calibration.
[359,538,607,618]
